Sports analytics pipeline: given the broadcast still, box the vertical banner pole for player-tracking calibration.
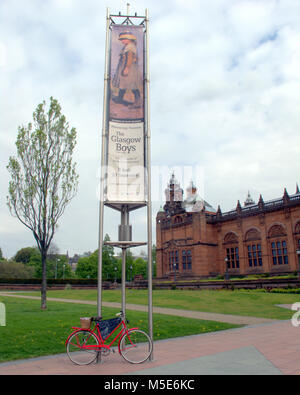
[99,6,152,362]
[121,246,127,315]
[97,7,110,318]
[121,205,128,317]
[145,8,153,360]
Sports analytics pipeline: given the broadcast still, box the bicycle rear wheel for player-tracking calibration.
[66,330,99,365]
[119,329,153,364]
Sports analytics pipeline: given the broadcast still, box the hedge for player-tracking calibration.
[0,278,99,285]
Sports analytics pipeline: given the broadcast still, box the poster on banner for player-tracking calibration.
[109,25,144,122]
[107,121,145,202]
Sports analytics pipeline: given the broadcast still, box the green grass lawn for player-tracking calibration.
[17,288,299,320]
[0,295,239,363]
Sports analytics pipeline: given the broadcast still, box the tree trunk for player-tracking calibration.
[41,249,47,310]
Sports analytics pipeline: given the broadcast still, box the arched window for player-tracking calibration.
[268,224,288,266]
[224,232,239,269]
[271,241,288,265]
[295,222,300,249]
[294,221,300,234]
[245,228,262,267]
[225,247,239,269]
[247,244,262,267]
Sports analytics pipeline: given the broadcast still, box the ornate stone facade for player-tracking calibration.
[156,177,300,278]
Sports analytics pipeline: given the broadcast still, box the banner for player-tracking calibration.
[106,24,145,202]
[107,121,145,201]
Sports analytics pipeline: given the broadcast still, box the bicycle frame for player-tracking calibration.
[65,319,139,355]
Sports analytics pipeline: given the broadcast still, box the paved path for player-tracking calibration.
[0,292,276,325]
[0,320,299,375]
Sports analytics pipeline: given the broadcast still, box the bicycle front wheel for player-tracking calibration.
[66,330,99,365]
[119,329,153,364]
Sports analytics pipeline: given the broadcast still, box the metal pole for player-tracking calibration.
[121,205,129,317]
[145,8,153,361]
[97,7,110,318]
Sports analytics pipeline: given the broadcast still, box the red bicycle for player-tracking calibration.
[65,312,153,365]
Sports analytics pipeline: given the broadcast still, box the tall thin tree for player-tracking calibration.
[7,97,79,309]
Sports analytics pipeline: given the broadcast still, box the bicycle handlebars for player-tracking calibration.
[91,311,124,322]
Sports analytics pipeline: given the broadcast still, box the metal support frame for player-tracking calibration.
[97,7,153,361]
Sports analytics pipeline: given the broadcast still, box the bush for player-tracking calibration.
[269,288,300,294]
[0,278,97,285]
[0,261,35,279]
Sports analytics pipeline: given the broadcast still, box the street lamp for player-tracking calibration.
[114,266,117,283]
[55,258,61,279]
[173,262,176,282]
[224,257,230,281]
[130,265,133,283]
[296,249,300,278]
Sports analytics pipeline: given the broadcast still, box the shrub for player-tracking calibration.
[0,261,35,279]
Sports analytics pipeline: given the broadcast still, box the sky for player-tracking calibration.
[1,0,300,259]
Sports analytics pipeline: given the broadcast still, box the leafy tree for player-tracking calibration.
[0,248,3,261]
[75,234,118,280]
[75,253,98,279]
[14,247,37,264]
[132,257,147,280]
[29,252,72,279]
[7,97,78,309]
[101,234,116,280]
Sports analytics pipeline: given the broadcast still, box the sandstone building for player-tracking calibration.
[156,174,300,279]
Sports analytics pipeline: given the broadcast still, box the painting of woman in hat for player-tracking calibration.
[110,28,143,120]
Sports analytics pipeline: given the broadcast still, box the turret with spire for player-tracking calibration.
[236,200,242,215]
[283,187,290,205]
[165,173,183,203]
[258,194,264,210]
[244,191,255,206]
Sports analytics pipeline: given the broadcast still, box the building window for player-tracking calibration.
[271,241,288,265]
[182,250,192,270]
[168,250,179,271]
[182,250,186,270]
[226,247,239,269]
[187,250,192,270]
[247,244,262,267]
